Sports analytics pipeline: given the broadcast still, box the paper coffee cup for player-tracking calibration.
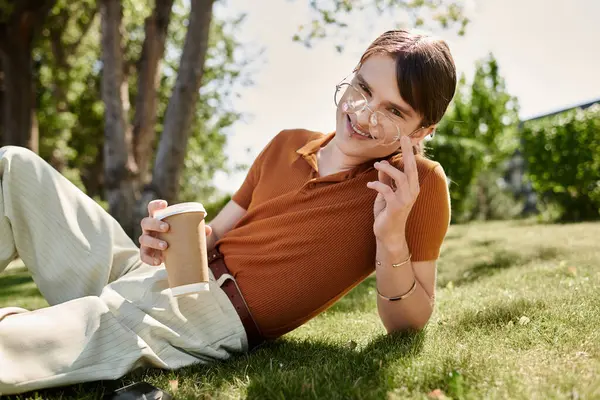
[154,202,210,296]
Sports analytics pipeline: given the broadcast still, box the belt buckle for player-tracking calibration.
[208,250,222,263]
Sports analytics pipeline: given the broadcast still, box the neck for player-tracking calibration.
[318,140,368,176]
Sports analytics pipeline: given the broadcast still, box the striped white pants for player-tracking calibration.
[0,146,248,395]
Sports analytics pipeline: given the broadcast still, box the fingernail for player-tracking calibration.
[374,162,379,167]
[159,242,167,249]
[160,223,168,231]
[154,258,161,265]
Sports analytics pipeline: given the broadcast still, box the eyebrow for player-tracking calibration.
[356,73,414,117]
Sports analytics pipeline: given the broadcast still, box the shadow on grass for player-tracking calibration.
[238,332,425,399]
[6,331,426,399]
[450,251,521,287]
[455,298,547,330]
[535,246,561,261]
[0,273,32,288]
[0,270,43,304]
[471,239,495,248]
[439,245,562,288]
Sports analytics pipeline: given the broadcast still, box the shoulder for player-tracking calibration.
[416,159,449,203]
[387,153,450,213]
[415,156,446,186]
[406,160,452,261]
[404,158,451,261]
[388,153,447,187]
[272,128,324,149]
[257,129,327,162]
[252,129,319,159]
[411,159,450,220]
[419,159,448,189]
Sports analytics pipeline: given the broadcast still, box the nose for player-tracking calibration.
[354,106,373,131]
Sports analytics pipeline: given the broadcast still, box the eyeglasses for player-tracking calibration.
[334,74,425,145]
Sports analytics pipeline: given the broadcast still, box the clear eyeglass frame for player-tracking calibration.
[334,75,426,145]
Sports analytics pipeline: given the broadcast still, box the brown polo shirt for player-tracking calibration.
[216,129,450,339]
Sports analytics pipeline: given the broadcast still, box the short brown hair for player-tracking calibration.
[358,30,457,128]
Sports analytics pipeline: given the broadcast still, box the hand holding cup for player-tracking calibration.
[150,202,211,296]
[139,200,212,266]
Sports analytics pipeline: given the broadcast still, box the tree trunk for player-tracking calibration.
[133,0,214,243]
[81,152,105,200]
[145,0,215,206]
[100,0,137,237]
[1,43,34,149]
[0,0,55,151]
[132,0,174,187]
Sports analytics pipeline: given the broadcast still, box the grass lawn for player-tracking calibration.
[1,220,599,399]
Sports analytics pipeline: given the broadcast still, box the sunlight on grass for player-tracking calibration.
[1,221,599,399]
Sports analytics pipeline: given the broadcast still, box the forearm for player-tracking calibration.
[375,238,434,333]
[206,224,219,252]
[204,200,247,253]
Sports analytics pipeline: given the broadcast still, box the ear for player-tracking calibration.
[409,125,436,146]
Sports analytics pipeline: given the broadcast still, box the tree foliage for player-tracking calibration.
[521,104,600,221]
[294,0,470,51]
[428,54,520,221]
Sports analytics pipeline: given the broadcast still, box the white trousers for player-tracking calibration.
[0,146,247,395]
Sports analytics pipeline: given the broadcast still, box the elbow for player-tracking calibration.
[385,317,429,335]
[383,305,434,334]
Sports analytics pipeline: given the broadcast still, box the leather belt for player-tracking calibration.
[207,248,264,350]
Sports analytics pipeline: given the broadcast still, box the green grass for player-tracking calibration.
[1,220,599,399]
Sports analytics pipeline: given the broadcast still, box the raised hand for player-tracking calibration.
[367,136,420,242]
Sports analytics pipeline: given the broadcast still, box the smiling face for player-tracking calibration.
[330,30,457,165]
[333,54,431,162]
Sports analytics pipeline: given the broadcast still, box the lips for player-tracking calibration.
[346,115,372,140]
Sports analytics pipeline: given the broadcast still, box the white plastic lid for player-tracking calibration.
[170,282,210,297]
[153,202,207,221]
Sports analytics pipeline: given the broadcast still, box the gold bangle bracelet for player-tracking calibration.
[376,252,412,268]
[376,279,417,301]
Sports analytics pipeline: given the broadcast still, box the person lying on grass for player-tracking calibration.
[0,29,455,395]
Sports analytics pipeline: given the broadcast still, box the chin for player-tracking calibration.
[333,130,386,161]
